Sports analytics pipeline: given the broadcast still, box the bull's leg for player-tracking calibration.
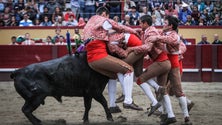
[93,94,113,122]
[22,95,45,125]
[83,96,92,123]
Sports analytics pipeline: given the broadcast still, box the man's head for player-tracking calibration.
[168,3,173,10]
[96,6,110,18]
[55,28,61,35]
[25,33,31,40]
[131,6,137,13]
[23,13,29,21]
[139,15,153,31]
[163,15,179,32]
[113,16,119,23]
[201,34,207,41]
[186,15,192,21]
[74,28,79,34]
[43,6,49,12]
[214,34,219,41]
[11,36,17,43]
[59,36,65,42]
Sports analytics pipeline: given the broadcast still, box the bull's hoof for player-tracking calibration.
[31,121,42,125]
[34,117,41,123]
[109,106,122,113]
[107,117,114,122]
[83,119,89,124]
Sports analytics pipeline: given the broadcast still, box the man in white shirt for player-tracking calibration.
[19,13,34,26]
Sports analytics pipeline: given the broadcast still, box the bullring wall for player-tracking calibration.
[0,45,221,82]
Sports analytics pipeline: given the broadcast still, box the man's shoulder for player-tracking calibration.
[198,41,203,44]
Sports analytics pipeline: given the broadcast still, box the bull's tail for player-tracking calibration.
[10,69,21,80]
[10,71,16,79]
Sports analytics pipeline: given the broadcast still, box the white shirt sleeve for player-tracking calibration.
[124,33,130,44]
[102,20,112,30]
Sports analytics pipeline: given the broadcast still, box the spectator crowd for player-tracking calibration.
[0,0,222,27]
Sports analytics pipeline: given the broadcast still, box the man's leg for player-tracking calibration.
[160,95,177,125]
[122,52,144,77]
[89,55,133,79]
[120,72,143,111]
[115,73,125,103]
[137,81,161,116]
[135,61,170,116]
[116,33,144,102]
[170,68,192,125]
[108,79,121,113]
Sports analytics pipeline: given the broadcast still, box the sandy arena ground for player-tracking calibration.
[0,81,222,125]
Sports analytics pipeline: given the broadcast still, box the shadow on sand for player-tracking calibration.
[6,119,155,125]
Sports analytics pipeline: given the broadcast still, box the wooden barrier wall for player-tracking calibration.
[0,45,221,82]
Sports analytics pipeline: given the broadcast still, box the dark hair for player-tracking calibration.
[11,36,16,39]
[44,6,48,10]
[164,15,179,31]
[96,6,110,15]
[47,36,52,39]
[140,15,152,26]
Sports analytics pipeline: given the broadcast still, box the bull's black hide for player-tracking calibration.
[11,52,113,125]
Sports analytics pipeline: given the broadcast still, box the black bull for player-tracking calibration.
[10,52,113,125]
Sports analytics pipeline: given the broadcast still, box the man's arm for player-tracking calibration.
[107,19,139,36]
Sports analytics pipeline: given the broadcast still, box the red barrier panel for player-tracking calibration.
[217,45,222,69]
[0,45,53,68]
[185,39,196,44]
[201,45,212,82]
[0,45,221,82]
[57,45,69,57]
[182,45,196,68]
[212,45,222,82]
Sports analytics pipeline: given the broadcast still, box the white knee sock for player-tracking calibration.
[159,100,165,114]
[140,82,158,106]
[163,95,175,118]
[186,98,192,104]
[122,72,134,104]
[108,79,117,107]
[147,78,159,92]
[178,96,189,118]
[117,73,125,96]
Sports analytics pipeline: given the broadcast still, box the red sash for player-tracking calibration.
[86,40,108,62]
[167,54,179,68]
[155,52,168,62]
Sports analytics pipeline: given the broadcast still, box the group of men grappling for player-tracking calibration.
[82,6,194,125]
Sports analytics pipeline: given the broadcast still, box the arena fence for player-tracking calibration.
[0,45,221,82]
